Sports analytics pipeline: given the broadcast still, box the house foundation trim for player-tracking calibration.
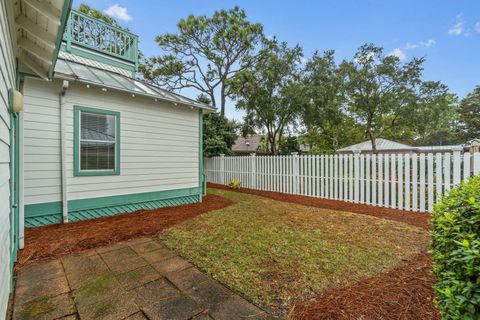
[24,186,202,227]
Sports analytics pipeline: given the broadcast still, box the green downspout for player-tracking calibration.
[199,109,204,199]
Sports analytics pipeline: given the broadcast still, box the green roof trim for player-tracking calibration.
[48,0,74,79]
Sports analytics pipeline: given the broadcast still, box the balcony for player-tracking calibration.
[62,10,138,68]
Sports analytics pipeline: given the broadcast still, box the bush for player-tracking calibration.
[431,175,480,319]
[228,179,241,189]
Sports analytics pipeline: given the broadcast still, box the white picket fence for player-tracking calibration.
[204,150,480,213]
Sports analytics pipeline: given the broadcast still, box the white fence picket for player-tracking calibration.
[412,154,418,212]
[204,150,480,213]
[378,154,383,207]
[463,153,470,181]
[384,154,390,208]
[427,153,434,212]
[398,154,403,210]
[391,154,396,209]
[404,154,410,211]
[419,154,426,212]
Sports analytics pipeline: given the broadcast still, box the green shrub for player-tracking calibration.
[228,179,241,189]
[431,175,480,319]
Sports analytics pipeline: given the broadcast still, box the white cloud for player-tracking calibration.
[404,39,435,50]
[104,4,132,22]
[420,39,436,48]
[388,48,406,61]
[476,22,480,33]
[448,14,470,36]
[448,21,465,35]
[404,43,418,50]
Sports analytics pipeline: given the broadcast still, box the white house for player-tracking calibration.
[0,3,214,318]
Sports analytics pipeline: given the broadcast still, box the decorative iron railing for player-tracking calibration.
[63,10,138,64]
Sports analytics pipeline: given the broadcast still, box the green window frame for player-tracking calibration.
[74,105,120,176]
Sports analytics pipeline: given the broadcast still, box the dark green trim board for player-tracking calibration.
[25,187,202,227]
[48,0,73,79]
[9,58,21,292]
[73,105,121,176]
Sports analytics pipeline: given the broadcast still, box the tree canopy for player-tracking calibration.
[78,4,129,31]
[230,40,303,154]
[458,86,480,141]
[141,7,265,116]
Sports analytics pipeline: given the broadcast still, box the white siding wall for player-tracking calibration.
[23,78,199,205]
[0,1,16,318]
[23,79,62,205]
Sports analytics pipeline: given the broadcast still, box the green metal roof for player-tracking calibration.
[55,58,216,111]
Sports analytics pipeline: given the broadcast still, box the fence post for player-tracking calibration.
[292,152,299,194]
[470,141,480,176]
[452,146,462,186]
[220,154,225,185]
[353,150,361,203]
[251,153,256,189]
[474,152,480,176]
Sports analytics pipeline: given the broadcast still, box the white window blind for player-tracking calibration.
[80,111,116,171]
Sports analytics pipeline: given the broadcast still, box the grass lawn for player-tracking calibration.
[160,188,429,316]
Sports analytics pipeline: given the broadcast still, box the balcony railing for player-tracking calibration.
[63,10,138,65]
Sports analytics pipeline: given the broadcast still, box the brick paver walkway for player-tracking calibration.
[12,237,269,320]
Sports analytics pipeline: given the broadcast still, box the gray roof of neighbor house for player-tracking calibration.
[232,134,310,154]
[337,138,465,153]
[337,139,412,152]
[54,57,216,112]
[232,135,263,154]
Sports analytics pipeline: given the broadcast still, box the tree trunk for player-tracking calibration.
[209,92,216,110]
[220,85,227,116]
[367,130,377,154]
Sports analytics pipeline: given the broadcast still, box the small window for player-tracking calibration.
[74,106,120,176]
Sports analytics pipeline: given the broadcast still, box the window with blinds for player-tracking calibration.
[74,106,120,176]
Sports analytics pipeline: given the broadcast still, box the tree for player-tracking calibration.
[230,40,303,154]
[141,7,265,116]
[401,81,459,146]
[458,86,480,140]
[279,136,300,155]
[340,44,428,152]
[196,93,212,105]
[300,50,363,152]
[202,112,237,157]
[78,4,129,31]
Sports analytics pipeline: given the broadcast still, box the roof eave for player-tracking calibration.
[48,0,74,79]
[54,72,217,112]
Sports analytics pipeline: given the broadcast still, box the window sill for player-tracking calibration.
[74,170,120,177]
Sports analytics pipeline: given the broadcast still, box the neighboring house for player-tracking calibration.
[232,134,310,155]
[0,4,214,318]
[337,138,465,154]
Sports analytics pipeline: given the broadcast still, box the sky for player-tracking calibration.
[75,0,480,120]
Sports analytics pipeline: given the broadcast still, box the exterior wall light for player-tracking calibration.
[8,88,24,113]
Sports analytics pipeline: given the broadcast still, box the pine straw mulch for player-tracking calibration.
[208,183,439,320]
[16,194,233,271]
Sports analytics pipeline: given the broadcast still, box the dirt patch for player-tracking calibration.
[208,184,439,320]
[208,183,431,230]
[16,194,233,271]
